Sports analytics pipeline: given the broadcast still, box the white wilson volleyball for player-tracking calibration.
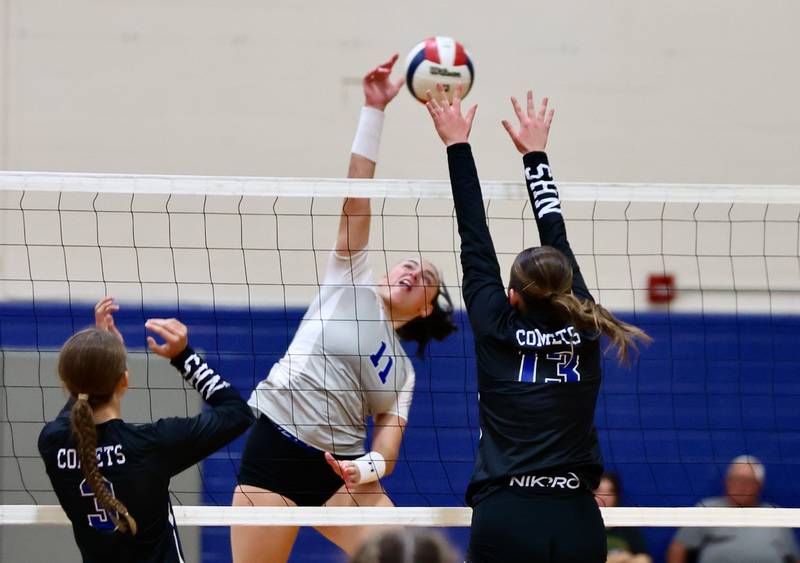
[404,36,474,103]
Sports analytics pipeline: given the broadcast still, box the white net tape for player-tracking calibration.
[2,506,800,528]
[3,170,800,203]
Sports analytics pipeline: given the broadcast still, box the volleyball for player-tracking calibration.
[404,36,474,103]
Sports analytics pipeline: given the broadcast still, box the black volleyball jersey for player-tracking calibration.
[446,144,604,506]
[38,347,254,563]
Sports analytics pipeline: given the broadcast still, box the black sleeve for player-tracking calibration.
[447,143,514,338]
[523,151,594,302]
[154,347,255,477]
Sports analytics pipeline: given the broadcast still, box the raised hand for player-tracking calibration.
[363,54,405,111]
[145,318,189,359]
[501,90,555,154]
[324,451,361,486]
[94,296,123,343]
[425,83,478,146]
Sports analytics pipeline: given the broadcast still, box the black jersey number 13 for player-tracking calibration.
[518,350,581,384]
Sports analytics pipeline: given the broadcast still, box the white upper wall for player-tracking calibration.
[1,0,798,184]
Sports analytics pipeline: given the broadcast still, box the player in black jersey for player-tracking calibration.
[425,85,651,563]
[38,297,254,563]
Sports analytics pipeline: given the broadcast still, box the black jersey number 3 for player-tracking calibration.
[518,350,581,384]
[79,477,119,531]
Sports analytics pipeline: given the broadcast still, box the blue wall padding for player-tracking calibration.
[2,303,798,563]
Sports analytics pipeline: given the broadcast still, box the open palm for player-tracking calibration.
[425,83,478,146]
[501,90,555,154]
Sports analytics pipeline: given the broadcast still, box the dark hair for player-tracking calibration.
[58,328,137,535]
[350,528,459,563]
[509,246,651,364]
[396,284,458,358]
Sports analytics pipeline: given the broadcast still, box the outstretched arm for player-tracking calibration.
[502,91,593,302]
[425,84,513,337]
[337,55,404,256]
[146,318,254,476]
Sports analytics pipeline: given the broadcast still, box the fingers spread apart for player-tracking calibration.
[511,96,526,122]
[425,90,442,116]
[527,90,535,119]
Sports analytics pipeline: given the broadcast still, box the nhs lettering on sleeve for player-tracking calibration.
[516,326,581,348]
[525,164,561,218]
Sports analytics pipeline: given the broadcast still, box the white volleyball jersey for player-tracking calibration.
[248,250,415,455]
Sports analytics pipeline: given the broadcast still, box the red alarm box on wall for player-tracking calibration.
[648,274,676,304]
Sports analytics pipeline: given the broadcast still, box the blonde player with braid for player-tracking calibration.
[37,297,254,562]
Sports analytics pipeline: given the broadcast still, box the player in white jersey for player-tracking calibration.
[230,55,457,563]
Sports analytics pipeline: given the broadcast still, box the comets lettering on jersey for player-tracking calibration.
[56,444,126,470]
[515,326,581,348]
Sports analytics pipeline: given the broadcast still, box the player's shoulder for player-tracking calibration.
[37,417,71,454]
[93,420,165,456]
[396,346,417,381]
[118,420,163,443]
[139,415,203,445]
[396,348,415,372]
[341,284,386,321]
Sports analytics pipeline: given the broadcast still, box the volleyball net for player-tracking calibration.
[1,172,799,555]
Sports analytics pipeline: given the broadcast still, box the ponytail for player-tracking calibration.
[510,246,651,365]
[550,292,651,365]
[70,393,137,535]
[396,284,458,358]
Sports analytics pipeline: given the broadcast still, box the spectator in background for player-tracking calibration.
[350,528,459,563]
[595,472,653,563]
[666,455,800,563]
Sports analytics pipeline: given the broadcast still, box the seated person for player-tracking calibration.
[595,472,652,563]
[666,455,799,563]
[350,528,458,563]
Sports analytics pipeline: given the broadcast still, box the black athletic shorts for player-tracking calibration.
[467,486,606,563]
[237,414,361,507]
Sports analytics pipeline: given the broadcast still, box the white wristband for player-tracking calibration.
[351,106,385,163]
[353,451,386,484]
